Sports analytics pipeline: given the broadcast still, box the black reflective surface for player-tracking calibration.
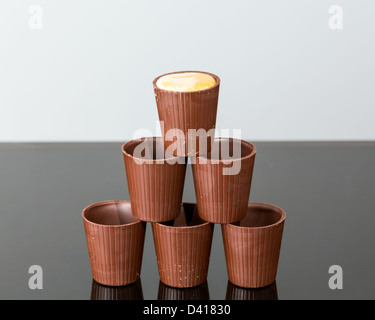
[0,142,374,300]
[158,281,210,301]
[91,279,144,300]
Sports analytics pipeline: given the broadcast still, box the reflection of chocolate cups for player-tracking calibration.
[153,71,220,157]
[122,137,187,222]
[90,279,144,300]
[192,138,256,224]
[226,281,278,300]
[152,203,214,288]
[222,202,286,288]
[157,281,210,300]
[82,200,146,286]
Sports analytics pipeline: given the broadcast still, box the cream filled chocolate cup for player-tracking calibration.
[152,202,214,288]
[222,202,286,288]
[82,200,146,286]
[153,71,220,157]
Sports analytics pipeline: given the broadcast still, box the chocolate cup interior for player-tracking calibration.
[233,203,285,228]
[83,201,138,226]
[198,138,255,161]
[161,203,207,227]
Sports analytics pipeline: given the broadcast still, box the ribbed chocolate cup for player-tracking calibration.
[122,137,187,222]
[152,203,214,288]
[225,281,278,300]
[157,281,210,300]
[90,279,144,300]
[192,138,256,224]
[153,71,220,157]
[222,202,286,288]
[82,200,146,286]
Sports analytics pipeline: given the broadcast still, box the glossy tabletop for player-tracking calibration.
[0,141,374,300]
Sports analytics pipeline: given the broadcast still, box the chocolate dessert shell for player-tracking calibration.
[82,200,146,286]
[153,71,220,157]
[122,137,187,222]
[192,138,256,224]
[152,203,214,288]
[221,202,286,288]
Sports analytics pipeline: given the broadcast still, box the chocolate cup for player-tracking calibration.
[122,137,187,222]
[90,279,144,300]
[225,281,278,300]
[157,281,210,300]
[153,71,220,157]
[152,203,214,288]
[82,200,146,286]
[222,202,286,288]
[192,138,256,224]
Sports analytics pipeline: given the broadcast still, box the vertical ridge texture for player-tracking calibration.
[222,212,285,288]
[192,141,256,224]
[152,222,214,288]
[123,148,186,222]
[83,220,146,286]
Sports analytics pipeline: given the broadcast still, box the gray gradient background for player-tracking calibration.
[0,0,374,142]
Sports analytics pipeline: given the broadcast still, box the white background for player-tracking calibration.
[0,0,374,142]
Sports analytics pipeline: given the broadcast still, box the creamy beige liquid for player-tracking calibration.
[156,72,216,92]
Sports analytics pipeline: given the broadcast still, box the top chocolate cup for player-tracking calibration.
[153,71,220,157]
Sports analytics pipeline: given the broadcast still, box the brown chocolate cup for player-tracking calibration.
[152,203,214,288]
[157,281,210,300]
[222,202,286,288]
[153,71,220,157]
[82,200,146,286]
[122,137,187,222]
[90,279,144,300]
[192,138,256,224]
[225,281,278,300]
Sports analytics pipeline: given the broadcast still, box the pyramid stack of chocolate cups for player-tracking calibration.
[82,71,286,291]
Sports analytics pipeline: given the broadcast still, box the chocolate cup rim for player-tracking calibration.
[82,200,142,228]
[153,70,220,93]
[224,202,286,231]
[195,138,256,163]
[153,202,212,230]
[122,136,182,164]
